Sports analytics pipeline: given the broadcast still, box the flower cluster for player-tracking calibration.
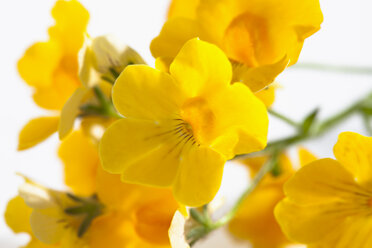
[6,0,372,247]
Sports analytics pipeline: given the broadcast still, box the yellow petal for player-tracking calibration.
[30,209,64,244]
[58,130,98,196]
[173,146,225,207]
[113,65,185,120]
[151,18,201,60]
[283,158,364,205]
[18,41,61,88]
[49,0,89,54]
[207,83,268,158]
[32,68,80,110]
[18,116,59,150]
[298,146,317,167]
[198,0,323,66]
[167,0,199,19]
[100,118,180,187]
[275,199,348,244]
[229,181,288,248]
[231,57,288,92]
[254,86,276,108]
[133,196,178,245]
[59,87,89,139]
[170,38,232,97]
[4,196,33,234]
[333,132,372,187]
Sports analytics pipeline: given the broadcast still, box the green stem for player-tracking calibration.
[362,113,372,136]
[92,86,122,119]
[268,109,299,128]
[293,63,372,75]
[213,152,279,228]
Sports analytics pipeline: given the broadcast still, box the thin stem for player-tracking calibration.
[268,109,299,128]
[213,152,279,228]
[362,113,372,136]
[293,63,372,75]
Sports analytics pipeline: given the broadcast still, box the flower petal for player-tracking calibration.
[100,118,181,187]
[229,181,288,248]
[18,41,61,88]
[173,146,225,207]
[18,116,59,150]
[4,196,33,234]
[275,199,347,244]
[208,83,268,158]
[59,87,89,139]
[58,130,98,196]
[333,132,372,187]
[231,57,288,92]
[198,0,323,66]
[170,38,232,97]
[112,65,184,120]
[167,0,199,19]
[254,85,276,108]
[283,158,365,205]
[151,18,200,60]
[49,0,89,54]
[30,209,64,244]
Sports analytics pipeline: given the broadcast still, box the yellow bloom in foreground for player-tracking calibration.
[152,0,323,92]
[229,151,311,248]
[275,132,372,247]
[100,38,268,207]
[18,0,89,150]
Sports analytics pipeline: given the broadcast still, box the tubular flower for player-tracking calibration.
[59,35,145,139]
[99,38,268,207]
[229,148,317,248]
[16,178,100,247]
[58,127,182,247]
[151,0,323,92]
[17,0,89,150]
[6,171,181,247]
[275,132,372,247]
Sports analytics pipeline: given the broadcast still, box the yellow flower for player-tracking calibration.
[17,178,96,247]
[99,38,268,207]
[151,0,323,92]
[229,149,317,248]
[18,0,89,150]
[7,170,180,248]
[275,132,372,247]
[58,127,182,247]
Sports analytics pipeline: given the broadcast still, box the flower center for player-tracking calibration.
[181,97,215,145]
[222,11,270,67]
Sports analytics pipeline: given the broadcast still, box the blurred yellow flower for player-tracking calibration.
[18,0,89,150]
[152,0,323,92]
[6,171,180,248]
[58,127,181,247]
[100,38,268,207]
[229,148,317,248]
[275,132,372,247]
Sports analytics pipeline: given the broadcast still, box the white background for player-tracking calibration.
[0,0,371,247]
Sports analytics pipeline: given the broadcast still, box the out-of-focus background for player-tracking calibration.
[0,0,371,247]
